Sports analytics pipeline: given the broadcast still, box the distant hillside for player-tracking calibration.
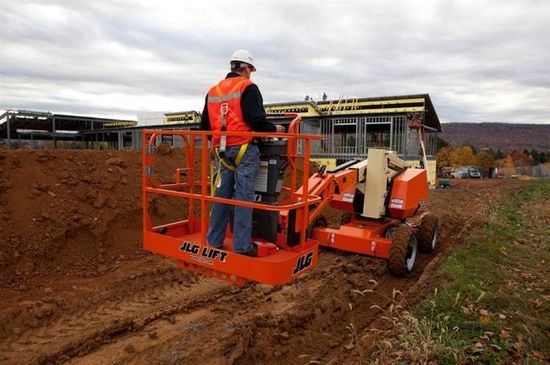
[440,123,550,152]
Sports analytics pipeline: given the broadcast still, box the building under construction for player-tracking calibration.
[0,110,138,149]
[1,94,441,183]
[265,94,440,162]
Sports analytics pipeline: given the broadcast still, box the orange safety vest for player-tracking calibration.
[207,76,254,148]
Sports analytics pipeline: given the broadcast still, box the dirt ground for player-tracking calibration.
[0,148,525,365]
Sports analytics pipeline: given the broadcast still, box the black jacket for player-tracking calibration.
[200,72,276,133]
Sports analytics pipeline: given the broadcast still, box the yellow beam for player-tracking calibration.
[265,105,425,117]
[166,112,200,124]
[102,121,138,128]
[322,97,425,108]
[265,98,425,117]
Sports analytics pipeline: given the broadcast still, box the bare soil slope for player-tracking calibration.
[0,149,524,365]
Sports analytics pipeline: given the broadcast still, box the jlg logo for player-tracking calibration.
[292,251,314,275]
[179,241,228,264]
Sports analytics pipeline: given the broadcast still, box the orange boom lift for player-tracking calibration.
[292,148,437,276]
[143,113,438,284]
[301,113,438,276]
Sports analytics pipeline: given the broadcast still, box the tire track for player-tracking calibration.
[0,274,233,365]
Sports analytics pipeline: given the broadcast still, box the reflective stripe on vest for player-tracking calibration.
[207,92,241,103]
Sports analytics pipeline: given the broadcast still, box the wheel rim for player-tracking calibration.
[406,236,417,272]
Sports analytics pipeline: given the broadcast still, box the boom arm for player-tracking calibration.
[295,164,358,226]
[294,148,409,228]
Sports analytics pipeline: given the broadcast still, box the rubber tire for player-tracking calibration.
[308,215,327,238]
[388,225,417,277]
[417,214,439,253]
[340,213,352,225]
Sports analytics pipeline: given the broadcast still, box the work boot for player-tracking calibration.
[208,242,224,249]
[238,243,258,257]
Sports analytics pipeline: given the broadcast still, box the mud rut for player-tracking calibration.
[0,180,522,365]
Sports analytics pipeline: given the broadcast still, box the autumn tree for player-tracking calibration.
[452,146,477,167]
[497,155,515,168]
[495,149,506,159]
[530,149,542,164]
[476,150,496,168]
[510,150,534,167]
[436,146,453,167]
[437,146,478,168]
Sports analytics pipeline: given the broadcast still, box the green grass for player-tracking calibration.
[375,181,550,364]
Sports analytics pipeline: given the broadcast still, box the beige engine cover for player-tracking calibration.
[360,148,405,219]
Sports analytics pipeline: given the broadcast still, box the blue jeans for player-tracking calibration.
[207,144,259,253]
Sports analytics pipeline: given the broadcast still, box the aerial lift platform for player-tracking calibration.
[142,114,323,285]
[143,114,438,285]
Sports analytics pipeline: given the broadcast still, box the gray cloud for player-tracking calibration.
[1,0,549,123]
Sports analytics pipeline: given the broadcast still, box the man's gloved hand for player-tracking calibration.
[275,124,286,133]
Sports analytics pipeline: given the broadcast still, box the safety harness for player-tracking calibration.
[211,143,249,196]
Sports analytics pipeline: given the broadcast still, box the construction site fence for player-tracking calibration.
[497,164,550,179]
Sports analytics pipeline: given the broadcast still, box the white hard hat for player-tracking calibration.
[230,49,256,71]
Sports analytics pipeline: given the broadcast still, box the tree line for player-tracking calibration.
[436,142,550,169]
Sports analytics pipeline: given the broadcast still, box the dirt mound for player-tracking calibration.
[0,147,322,288]
[0,148,183,286]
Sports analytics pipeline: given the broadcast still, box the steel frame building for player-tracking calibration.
[264,94,441,159]
[298,115,439,160]
[0,110,138,149]
[264,94,441,184]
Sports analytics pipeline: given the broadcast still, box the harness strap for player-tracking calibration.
[216,144,249,172]
[235,143,248,166]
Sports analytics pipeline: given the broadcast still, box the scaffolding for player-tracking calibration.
[299,115,438,161]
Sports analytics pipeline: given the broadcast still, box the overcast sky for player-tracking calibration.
[1,0,549,123]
